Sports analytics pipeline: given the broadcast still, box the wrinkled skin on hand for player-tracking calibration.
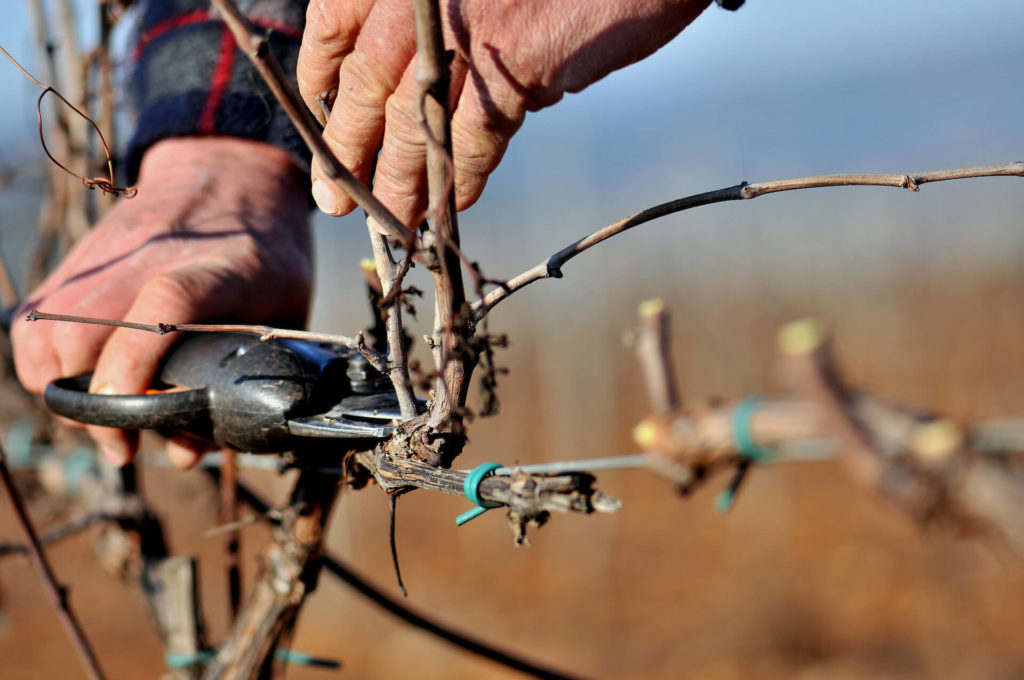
[11,137,311,468]
[299,0,712,226]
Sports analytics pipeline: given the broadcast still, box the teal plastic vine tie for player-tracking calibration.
[165,649,339,669]
[273,650,340,668]
[62,447,97,496]
[456,462,503,526]
[716,396,774,512]
[730,396,774,462]
[165,651,215,669]
[714,489,736,514]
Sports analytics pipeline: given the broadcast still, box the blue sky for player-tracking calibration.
[1,1,1021,158]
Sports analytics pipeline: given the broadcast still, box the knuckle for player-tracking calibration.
[376,158,423,198]
[384,96,425,150]
[338,53,390,113]
[385,110,428,171]
[304,0,353,43]
[297,44,346,104]
[317,132,375,179]
[379,189,426,229]
[451,123,504,179]
[376,147,424,200]
[51,317,99,352]
[137,271,203,319]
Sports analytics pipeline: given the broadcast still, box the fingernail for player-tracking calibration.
[311,179,340,215]
[100,444,129,467]
[167,439,203,470]
[91,381,117,396]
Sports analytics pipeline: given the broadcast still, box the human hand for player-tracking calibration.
[11,137,311,468]
[298,0,711,226]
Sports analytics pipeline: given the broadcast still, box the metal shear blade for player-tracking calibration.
[287,392,407,439]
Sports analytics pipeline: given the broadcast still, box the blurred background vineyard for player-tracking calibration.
[1,1,1024,678]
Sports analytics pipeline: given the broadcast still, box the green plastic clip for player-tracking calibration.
[456,463,503,526]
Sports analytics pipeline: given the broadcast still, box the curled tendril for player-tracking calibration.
[82,176,137,198]
[35,87,138,198]
[0,45,137,200]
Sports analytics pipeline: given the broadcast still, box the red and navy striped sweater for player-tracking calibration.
[126,0,310,181]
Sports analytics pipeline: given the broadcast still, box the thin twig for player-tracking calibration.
[26,309,390,374]
[780,321,884,488]
[204,508,283,537]
[53,0,93,240]
[366,230,420,419]
[633,298,693,486]
[472,162,1024,322]
[412,0,470,433]
[0,442,106,680]
[447,236,507,417]
[376,229,419,308]
[388,495,407,597]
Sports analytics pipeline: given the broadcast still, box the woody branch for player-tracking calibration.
[412,0,471,435]
[631,309,1024,555]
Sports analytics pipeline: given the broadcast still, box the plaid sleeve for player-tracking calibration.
[125,0,310,182]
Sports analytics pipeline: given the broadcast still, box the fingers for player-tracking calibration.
[13,274,135,394]
[371,46,511,224]
[85,268,227,464]
[371,64,429,227]
[11,313,65,395]
[167,432,215,470]
[309,0,417,219]
[303,0,512,224]
[12,137,312,470]
[448,67,526,212]
[297,0,376,124]
[303,0,710,225]
[11,219,136,393]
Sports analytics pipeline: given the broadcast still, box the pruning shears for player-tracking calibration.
[45,333,418,453]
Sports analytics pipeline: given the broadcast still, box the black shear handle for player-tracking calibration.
[45,374,210,432]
